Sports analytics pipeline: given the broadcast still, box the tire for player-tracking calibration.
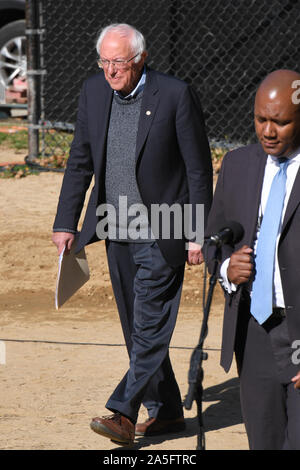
[0,19,27,105]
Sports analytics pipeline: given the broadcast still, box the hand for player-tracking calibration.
[227,245,253,285]
[187,242,204,265]
[52,232,75,255]
[291,371,300,389]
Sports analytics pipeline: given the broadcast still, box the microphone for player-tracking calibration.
[208,221,244,247]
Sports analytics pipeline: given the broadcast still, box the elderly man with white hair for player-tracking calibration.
[52,23,212,446]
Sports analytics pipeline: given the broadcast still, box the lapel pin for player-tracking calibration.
[146,110,151,115]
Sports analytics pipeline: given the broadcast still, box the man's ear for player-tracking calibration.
[140,50,148,63]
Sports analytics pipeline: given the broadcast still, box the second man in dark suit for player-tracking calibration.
[206,69,300,449]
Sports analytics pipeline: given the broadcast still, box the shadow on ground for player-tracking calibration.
[109,377,242,450]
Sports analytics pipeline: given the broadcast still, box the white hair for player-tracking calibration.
[95,23,146,63]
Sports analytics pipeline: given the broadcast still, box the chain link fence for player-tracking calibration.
[26,0,300,165]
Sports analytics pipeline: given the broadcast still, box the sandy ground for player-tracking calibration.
[0,145,249,451]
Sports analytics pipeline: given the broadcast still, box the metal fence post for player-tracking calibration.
[26,0,41,162]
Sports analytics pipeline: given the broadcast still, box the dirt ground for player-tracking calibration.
[0,145,249,451]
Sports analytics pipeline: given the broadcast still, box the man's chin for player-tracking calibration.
[109,83,128,95]
[261,142,285,156]
[107,79,123,90]
[109,83,121,91]
[266,149,282,157]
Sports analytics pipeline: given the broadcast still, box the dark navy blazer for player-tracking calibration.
[53,66,213,267]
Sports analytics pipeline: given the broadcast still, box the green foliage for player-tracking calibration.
[0,164,39,179]
[0,129,28,149]
[211,147,226,161]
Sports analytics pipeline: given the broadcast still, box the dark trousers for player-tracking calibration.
[105,240,185,424]
[235,302,300,450]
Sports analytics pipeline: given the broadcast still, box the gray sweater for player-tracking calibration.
[105,92,151,242]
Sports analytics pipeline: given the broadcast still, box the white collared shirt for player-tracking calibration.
[220,149,300,307]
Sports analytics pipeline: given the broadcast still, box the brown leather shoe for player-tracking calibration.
[135,416,186,436]
[90,413,135,445]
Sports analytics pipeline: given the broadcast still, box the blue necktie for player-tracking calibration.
[250,158,289,324]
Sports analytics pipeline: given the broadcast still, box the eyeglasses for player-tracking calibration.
[97,53,140,70]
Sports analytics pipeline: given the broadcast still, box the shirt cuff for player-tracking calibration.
[219,258,237,294]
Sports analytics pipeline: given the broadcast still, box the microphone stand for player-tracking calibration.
[184,243,221,450]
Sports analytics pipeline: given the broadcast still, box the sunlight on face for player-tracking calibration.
[100,31,146,96]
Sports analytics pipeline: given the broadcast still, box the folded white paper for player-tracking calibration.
[55,242,90,309]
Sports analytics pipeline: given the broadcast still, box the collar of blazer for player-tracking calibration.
[92,66,160,173]
[135,66,160,162]
[281,153,300,236]
[243,144,267,247]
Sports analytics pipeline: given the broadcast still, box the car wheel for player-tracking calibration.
[0,19,27,105]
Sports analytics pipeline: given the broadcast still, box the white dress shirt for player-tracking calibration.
[220,149,300,307]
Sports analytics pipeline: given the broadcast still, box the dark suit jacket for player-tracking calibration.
[205,143,300,372]
[53,66,213,267]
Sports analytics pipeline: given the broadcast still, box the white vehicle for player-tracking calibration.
[0,0,26,113]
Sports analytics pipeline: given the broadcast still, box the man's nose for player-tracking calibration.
[107,62,117,73]
[263,121,276,138]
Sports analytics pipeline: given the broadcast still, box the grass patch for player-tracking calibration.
[0,163,39,179]
[0,129,28,150]
[0,127,72,172]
